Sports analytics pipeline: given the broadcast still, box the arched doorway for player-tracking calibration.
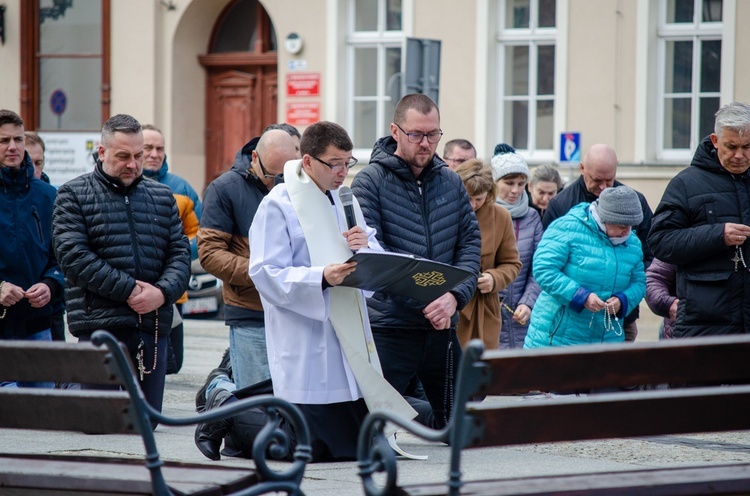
[198,0,278,187]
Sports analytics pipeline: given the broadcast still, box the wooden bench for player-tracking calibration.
[357,335,750,495]
[0,330,312,495]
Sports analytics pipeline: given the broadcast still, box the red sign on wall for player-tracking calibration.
[286,102,320,126]
[286,73,321,97]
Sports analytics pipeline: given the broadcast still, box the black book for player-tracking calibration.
[339,249,474,304]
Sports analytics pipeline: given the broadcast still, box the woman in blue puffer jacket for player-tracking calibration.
[524,186,646,348]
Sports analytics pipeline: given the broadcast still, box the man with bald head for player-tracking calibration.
[541,144,653,340]
[198,129,300,389]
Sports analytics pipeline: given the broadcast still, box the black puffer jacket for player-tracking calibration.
[351,136,481,329]
[648,135,750,337]
[53,163,190,337]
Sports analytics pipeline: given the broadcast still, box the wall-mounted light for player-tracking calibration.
[0,5,6,46]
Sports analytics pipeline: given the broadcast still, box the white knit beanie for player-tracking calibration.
[490,144,531,182]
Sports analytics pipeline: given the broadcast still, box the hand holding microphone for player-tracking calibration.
[339,186,368,251]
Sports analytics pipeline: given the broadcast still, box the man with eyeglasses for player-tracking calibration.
[352,94,481,429]
[197,128,299,394]
[442,138,477,170]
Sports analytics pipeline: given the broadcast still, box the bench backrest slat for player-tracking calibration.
[0,389,134,434]
[467,385,750,449]
[0,341,122,385]
[479,335,750,396]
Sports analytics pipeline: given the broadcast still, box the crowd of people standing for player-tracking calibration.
[3,98,750,463]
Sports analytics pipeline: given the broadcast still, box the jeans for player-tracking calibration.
[229,324,270,389]
[371,327,462,429]
[0,329,55,389]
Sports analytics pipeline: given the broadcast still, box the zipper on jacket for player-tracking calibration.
[416,179,434,257]
[31,206,44,243]
[124,195,143,277]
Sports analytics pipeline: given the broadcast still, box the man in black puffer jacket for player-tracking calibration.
[649,101,750,337]
[352,94,481,429]
[53,114,190,415]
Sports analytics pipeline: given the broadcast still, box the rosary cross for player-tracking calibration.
[732,252,741,272]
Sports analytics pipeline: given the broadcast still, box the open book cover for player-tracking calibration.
[339,249,475,303]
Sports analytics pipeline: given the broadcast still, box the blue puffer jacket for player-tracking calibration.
[351,136,481,329]
[0,154,64,337]
[524,203,646,347]
[498,208,542,348]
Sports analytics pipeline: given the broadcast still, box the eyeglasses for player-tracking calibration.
[395,123,443,144]
[256,154,276,179]
[311,155,358,173]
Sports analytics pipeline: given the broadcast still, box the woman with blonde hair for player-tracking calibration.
[454,159,521,349]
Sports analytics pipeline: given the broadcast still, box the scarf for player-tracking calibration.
[496,189,530,219]
[590,202,629,246]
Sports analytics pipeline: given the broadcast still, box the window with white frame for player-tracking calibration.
[658,0,722,158]
[496,0,556,157]
[346,0,403,150]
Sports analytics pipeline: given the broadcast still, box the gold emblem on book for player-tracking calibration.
[413,271,447,287]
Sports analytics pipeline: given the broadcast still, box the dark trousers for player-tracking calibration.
[79,331,168,423]
[166,304,184,375]
[50,311,66,342]
[371,326,462,430]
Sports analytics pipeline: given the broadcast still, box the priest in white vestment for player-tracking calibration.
[248,121,415,460]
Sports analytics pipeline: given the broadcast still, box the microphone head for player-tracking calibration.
[339,186,353,206]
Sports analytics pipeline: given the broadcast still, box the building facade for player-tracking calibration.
[1,0,747,207]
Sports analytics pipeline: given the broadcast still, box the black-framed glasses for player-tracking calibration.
[256,154,276,179]
[311,155,358,172]
[395,123,443,144]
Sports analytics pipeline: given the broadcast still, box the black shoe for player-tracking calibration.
[218,347,232,381]
[194,388,233,460]
[195,367,231,413]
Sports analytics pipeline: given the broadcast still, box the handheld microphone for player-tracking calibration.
[338,186,357,230]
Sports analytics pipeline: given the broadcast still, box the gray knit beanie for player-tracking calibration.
[596,186,643,226]
[490,144,530,182]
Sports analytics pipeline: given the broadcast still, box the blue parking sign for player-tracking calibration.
[560,132,581,163]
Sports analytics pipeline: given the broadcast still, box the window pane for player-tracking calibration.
[665,40,693,93]
[537,45,555,95]
[355,0,378,31]
[700,40,721,92]
[699,97,720,139]
[39,0,101,54]
[702,0,722,22]
[507,0,530,28]
[354,48,377,96]
[386,0,402,31]
[385,46,402,94]
[505,100,528,149]
[538,0,556,28]
[505,46,529,96]
[39,58,101,130]
[664,97,691,149]
[536,100,554,149]
[354,101,377,149]
[666,0,694,23]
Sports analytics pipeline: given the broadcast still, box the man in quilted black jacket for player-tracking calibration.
[352,94,481,429]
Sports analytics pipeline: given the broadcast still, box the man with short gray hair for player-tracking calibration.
[649,101,750,337]
[53,113,190,415]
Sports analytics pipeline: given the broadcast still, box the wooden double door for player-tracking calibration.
[200,55,278,187]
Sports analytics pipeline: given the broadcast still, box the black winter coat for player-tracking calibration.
[351,136,481,330]
[53,163,190,337]
[648,135,750,337]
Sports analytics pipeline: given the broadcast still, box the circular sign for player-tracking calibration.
[50,89,67,116]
